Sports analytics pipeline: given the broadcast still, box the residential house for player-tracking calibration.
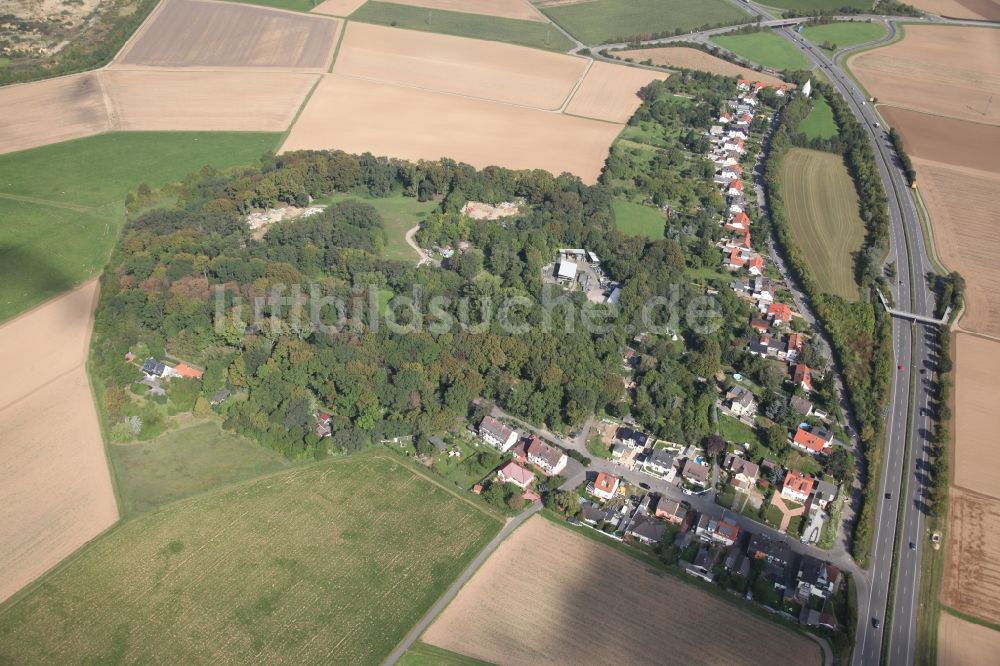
[496,461,534,489]
[478,416,519,452]
[790,395,813,418]
[725,550,752,578]
[748,337,770,357]
[767,303,792,326]
[141,357,166,378]
[748,254,764,276]
[315,412,333,439]
[719,111,734,123]
[781,470,815,504]
[794,556,841,600]
[643,448,678,481]
[748,534,793,567]
[682,459,710,487]
[686,547,716,582]
[725,211,750,232]
[210,388,231,407]
[727,179,744,197]
[557,259,578,284]
[592,472,621,500]
[786,333,804,359]
[526,435,567,476]
[611,443,626,459]
[750,315,770,333]
[792,363,813,392]
[616,427,650,449]
[696,514,740,546]
[812,479,839,509]
[710,125,724,136]
[627,513,667,546]
[655,498,688,525]
[751,277,777,304]
[174,363,203,379]
[726,386,757,417]
[800,609,838,631]
[792,425,834,454]
[726,454,760,491]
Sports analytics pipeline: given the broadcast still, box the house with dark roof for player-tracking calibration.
[696,514,740,546]
[682,459,710,487]
[643,448,677,481]
[813,479,839,509]
[793,556,841,600]
[748,534,793,567]
[725,454,759,492]
[616,426,650,449]
[725,386,757,417]
[141,357,166,378]
[790,395,813,418]
[685,547,716,583]
[210,388,231,407]
[626,513,667,546]
[655,498,688,525]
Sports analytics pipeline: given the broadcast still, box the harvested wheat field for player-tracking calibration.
[311,0,368,16]
[913,159,1000,335]
[333,22,586,109]
[117,0,339,71]
[880,106,1000,173]
[423,517,822,665]
[615,46,787,88]
[282,74,622,183]
[938,612,1000,666]
[0,280,117,604]
[564,61,667,123]
[908,0,1000,20]
[375,0,548,20]
[942,488,1000,624]
[952,333,1000,497]
[849,25,1000,125]
[102,70,318,131]
[0,73,110,155]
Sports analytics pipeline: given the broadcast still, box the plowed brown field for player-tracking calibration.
[952,333,1000,497]
[880,107,1000,172]
[103,70,318,131]
[942,488,1000,625]
[332,22,586,109]
[117,0,339,71]
[281,74,622,183]
[849,25,1000,124]
[423,517,822,665]
[375,0,548,20]
[564,61,667,123]
[615,46,787,88]
[938,612,1000,666]
[0,73,111,155]
[0,280,117,604]
[907,0,1000,20]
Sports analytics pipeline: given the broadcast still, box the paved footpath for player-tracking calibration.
[383,502,542,665]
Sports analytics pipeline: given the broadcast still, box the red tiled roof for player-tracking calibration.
[788,333,804,352]
[595,472,619,494]
[783,470,815,495]
[174,363,203,379]
[497,461,534,487]
[768,303,792,323]
[792,363,812,389]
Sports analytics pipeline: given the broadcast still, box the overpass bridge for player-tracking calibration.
[877,288,950,326]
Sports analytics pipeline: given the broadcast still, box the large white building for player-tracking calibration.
[478,416,518,452]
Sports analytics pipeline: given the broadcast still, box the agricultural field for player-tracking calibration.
[711,31,810,71]
[848,25,1000,125]
[399,642,491,666]
[880,106,1000,173]
[280,74,623,183]
[0,132,281,321]
[0,73,111,154]
[348,1,574,51]
[423,516,822,664]
[363,0,548,21]
[332,22,586,110]
[951,333,1000,497]
[941,488,1000,625]
[0,454,502,664]
[798,96,837,139]
[109,421,294,517]
[564,61,667,123]
[761,0,871,9]
[614,46,788,88]
[0,281,117,604]
[611,198,664,239]
[801,21,887,53]
[779,148,865,300]
[906,0,1000,20]
[535,0,749,45]
[318,192,438,262]
[117,0,339,70]
[938,612,1000,666]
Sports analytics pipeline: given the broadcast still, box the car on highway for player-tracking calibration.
[898,364,903,370]
[910,542,917,551]
[885,492,892,500]
[872,618,881,629]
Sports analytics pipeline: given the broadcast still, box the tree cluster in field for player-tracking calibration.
[604,17,757,47]
[781,2,921,19]
[0,0,158,85]
[924,326,952,516]
[761,85,894,566]
[608,41,769,76]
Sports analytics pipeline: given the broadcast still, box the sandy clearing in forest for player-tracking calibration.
[938,612,1000,666]
[879,106,1000,173]
[281,74,621,183]
[563,61,666,123]
[907,0,1000,20]
[374,0,549,20]
[0,73,111,155]
[911,158,1000,336]
[333,22,586,110]
[614,46,787,88]
[423,517,822,665]
[116,0,339,71]
[952,333,1000,498]
[310,0,367,16]
[848,25,1000,125]
[102,69,318,131]
[0,280,117,604]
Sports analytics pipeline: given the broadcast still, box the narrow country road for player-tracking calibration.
[383,502,542,665]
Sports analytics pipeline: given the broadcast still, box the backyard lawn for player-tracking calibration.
[719,413,762,448]
[711,31,810,71]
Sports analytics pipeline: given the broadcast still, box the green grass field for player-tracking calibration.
[763,0,871,10]
[540,0,748,45]
[802,21,887,53]
[109,420,294,517]
[719,414,762,448]
[350,1,575,51]
[612,198,664,239]
[799,96,838,140]
[0,132,280,323]
[399,642,492,666]
[318,192,437,262]
[710,31,810,71]
[780,148,865,300]
[0,453,501,664]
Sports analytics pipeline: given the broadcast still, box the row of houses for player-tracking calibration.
[478,416,569,477]
[607,425,711,489]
